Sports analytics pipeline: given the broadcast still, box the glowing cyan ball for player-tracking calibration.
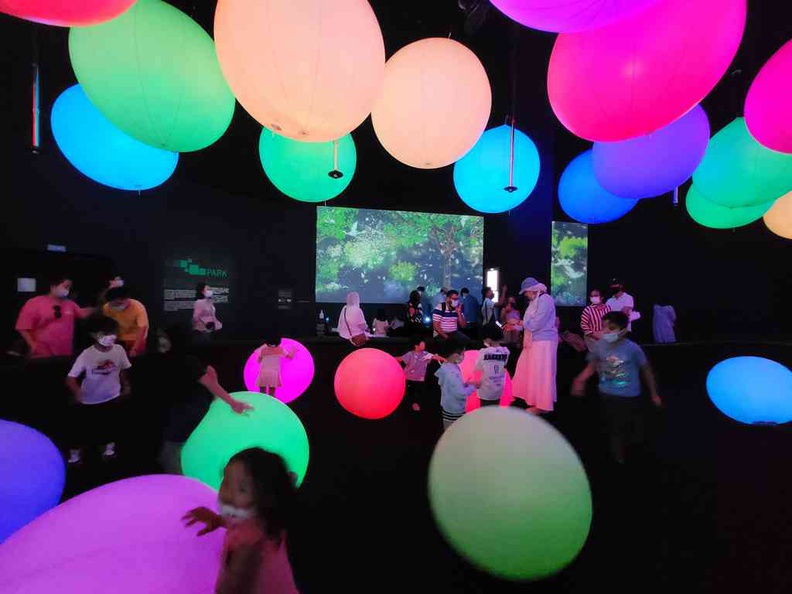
[706,357,792,425]
[429,408,592,580]
[69,0,235,152]
[559,150,638,224]
[0,475,222,594]
[334,348,405,419]
[692,118,792,208]
[0,0,134,26]
[215,0,385,142]
[593,105,709,199]
[51,85,178,191]
[243,338,315,403]
[685,184,773,230]
[0,420,64,543]
[372,38,492,169]
[763,191,792,240]
[548,0,745,141]
[453,125,540,213]
[490,0,658,33]
[745,40,792,154]
[459,350,514,412]
[182,391,309,491]
[259,131,356,203]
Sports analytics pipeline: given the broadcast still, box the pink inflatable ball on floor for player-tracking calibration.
[335,348,406,419]
[0,0,135,26]
[491,0,659,33]
[745,40,792,154]
[0,475,222,594]
[548,0,746,141]
[458,350,514,412]
[243,338,315,403]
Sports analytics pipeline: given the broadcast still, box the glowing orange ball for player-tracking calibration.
[334,348,405,420]
[372,38,492,169]
[214,0,385,142]
[764,192,792,240]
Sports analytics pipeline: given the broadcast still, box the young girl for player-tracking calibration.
[372,308,389,337]
[257,334,296,397]
[183,448,299,594]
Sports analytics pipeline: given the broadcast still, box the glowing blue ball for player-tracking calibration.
[453,124,541,213]
[593,105,710,199]
[706,357,792,425]
[51,85,178,191]
[558,150,638,224]
[0,420,65,542]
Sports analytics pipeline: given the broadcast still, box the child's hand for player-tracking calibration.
[120,385,131,398]
[183,507,223,536]
[571,378,585,397]
[230,399,253,414]
[651,394,663,408]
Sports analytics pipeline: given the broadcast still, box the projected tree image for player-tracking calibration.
[317,207,484,303]
[551,221,588,306]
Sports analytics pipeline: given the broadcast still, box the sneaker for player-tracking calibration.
[101,442,117,461]
[411,403,421,412]
[67,449,82,466]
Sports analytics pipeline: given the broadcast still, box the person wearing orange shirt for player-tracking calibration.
[102,286,149,357]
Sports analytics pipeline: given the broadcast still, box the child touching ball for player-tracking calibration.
[257,333,296,398]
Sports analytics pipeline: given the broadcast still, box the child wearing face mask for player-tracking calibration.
[436,341,479,430]
[257,333,296,398]
[580,289,611,352]
[65,314,131,465]
[183,448,300,594]
[572,311,662,465]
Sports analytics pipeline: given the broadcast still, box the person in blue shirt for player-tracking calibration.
[459,287,480,338]
[572,311,662,464]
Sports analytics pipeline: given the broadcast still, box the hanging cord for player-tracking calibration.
[31,26,40,154]
[504,23,520,193]
[328,138,343,179]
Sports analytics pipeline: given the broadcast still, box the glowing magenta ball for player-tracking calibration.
[334,348,405,419]
[685,184,773,230]
[0,475,222,594]
[0,420,64,543]
[745,40,792,154]
[0,0,135,26]
[707,357,792,425]
[548,0,746,141]
[459,350,514,412]
[243,338,315,403]
[559,150,638,224]
[593,105,709,199]
[490,0,658,33]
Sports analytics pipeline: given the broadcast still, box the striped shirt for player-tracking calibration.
[580,303,611,336]
[432,304,459,334]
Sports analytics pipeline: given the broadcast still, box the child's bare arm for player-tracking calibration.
[215,543,261,594]
[120,369,131,397]
[571,362,597,396]
[641,363,662,406]
[65,376,81,401]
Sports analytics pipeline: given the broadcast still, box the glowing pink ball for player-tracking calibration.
[548,0,746,141]
[0,475,222,594]
[745,40,792,154]
[491,0,659,33]
[0,0,135,26]
[335,348,405,419]
[243,338,315,403]
[459,350,514,412]
[593,105,710,199]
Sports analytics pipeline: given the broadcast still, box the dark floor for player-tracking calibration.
[2,339,791,593]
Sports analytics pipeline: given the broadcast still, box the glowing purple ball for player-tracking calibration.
[243,338,315,403]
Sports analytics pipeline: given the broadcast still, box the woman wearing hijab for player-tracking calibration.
[338,292,369,345]
[512,277,558,414]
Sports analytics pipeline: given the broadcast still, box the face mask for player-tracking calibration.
[54,287,69,299]
[110,279,124,288]
[451,299,459,308]
[97,335,116,347]
[218,499,255,524]
[203,289,213,298]
[602,332,622,343]
[590,296,602,305]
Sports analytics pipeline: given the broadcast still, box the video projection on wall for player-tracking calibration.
[551,221,588,307]
[316,207,484,303]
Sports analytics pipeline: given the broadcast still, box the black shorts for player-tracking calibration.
[600,394,646,445]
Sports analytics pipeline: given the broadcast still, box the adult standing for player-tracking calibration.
[512,277,558,414]
[432,289,469,343]
[15,275,92,358]
[460,287,480,338]
[500,296,522,346]
[103,286,149,357]
[580,289,611,351]
[606,279,635,332]
[416,286,431,324]
[192,283,223,341]
[653,301,677,343]
[98,275,125,305]
[406,290,425,337]
[432,287,448,309]
[481,285,507,327]
[337,292,369,343]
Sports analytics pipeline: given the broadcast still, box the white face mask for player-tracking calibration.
[110,279,124,288]
[97,334,117,347]
[54,287,70,299]
[602,332,622,343]
[451,299,459,308]
[218,499,255,524]
[203,289,213,298]
[157,337,172,354]
[590,296,602,305]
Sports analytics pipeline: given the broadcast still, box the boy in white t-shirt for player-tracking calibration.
[65,315,132,465]
[474,324,510,407]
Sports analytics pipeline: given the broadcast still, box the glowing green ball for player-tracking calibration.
[69,0,235,152]
[692,117,792,208]
[428,408,592,580]
[259,131,356,203]
[686,184,774,229]
[181,392,309,490]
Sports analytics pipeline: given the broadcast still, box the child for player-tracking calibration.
[372,308,389,337]
[257,334,296,398]
[395,335,444,412]
[436,341,479,430]
[183,448,299,594]
[474,324,510,407]
[65,314,131,465]
[572,311,662,464]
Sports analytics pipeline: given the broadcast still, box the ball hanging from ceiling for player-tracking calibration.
[490,0,658,33]
[215,0,385,142]
[453,124,540,213]
[692,118,792,208]
[259,131,356,203]
[69,0,235,153]
[592,105,710,199]
[547,0,746,142]
[51,85,178,191]
[558,150,638,224]
[763,191,792,240]
[745,39,792,154]
[0,0,135,27]
[372,38,492,169]
[685,184,773,230]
